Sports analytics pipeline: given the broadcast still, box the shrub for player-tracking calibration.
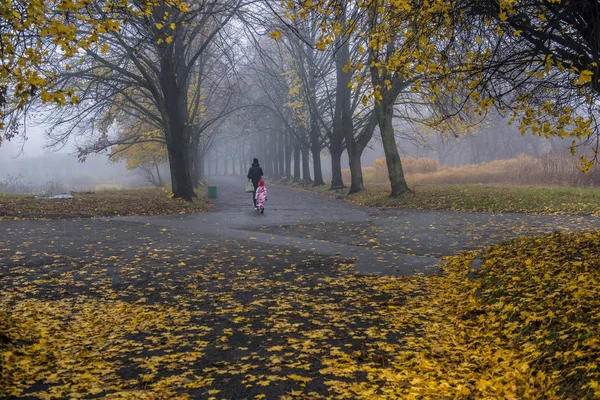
[374,158,388,182]
[402,157,439,174]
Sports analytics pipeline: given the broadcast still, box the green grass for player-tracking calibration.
[0,187,210,219]
[348,183,600,215]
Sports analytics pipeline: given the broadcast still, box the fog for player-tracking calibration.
[0,129,146,194]
[0,0,595,196]
[0,107,583,196]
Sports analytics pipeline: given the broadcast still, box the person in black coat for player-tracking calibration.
[247,158,264,208]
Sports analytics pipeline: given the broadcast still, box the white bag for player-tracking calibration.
[245,180,254,193]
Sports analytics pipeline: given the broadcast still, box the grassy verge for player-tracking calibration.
[0,187,209,219]
[341,183,600,215]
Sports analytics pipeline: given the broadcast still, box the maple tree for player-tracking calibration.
[260,3,378,192]
[268,0,600,196]
[241,33,315,182]
[0,0,188,143]
[110,125,168,187]
[5,0,244,201]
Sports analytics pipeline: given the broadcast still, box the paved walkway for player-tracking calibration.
[3,176,600,398]
[116,176,600,276]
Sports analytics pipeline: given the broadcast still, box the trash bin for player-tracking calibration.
[208,186,217,199]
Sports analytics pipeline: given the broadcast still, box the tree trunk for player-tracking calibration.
[347,148,364,192]
[293,143,301,181]
[238,146,244,176]
[190,146,198,185]
[284,133,291,179]
[166,125,195,200]
[375,101,410,197]
[278,129,285,179]
[469,137,479,164]
[301,144,312,182]
[198,155,204,181]
[192,145,203,186]
[167,143,195,200]
[349,116,377,193]
[329,142,344,188]
[262,142,271,177]
[308,47,325,186]
[155,164,163,187]
[311,142,324,186]
[272,131,280,178]
[331,19,350,190]
[161,54,195,201]
[347,139,367,193]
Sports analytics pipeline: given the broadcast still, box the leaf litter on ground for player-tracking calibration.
[0,188,209,219]
[1,219,599,399]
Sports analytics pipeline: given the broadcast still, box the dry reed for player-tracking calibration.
[340,152,600,188]
[374,157,440,183]
[408,152,600,187]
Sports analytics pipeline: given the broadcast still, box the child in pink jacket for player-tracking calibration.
[255,179,268,214]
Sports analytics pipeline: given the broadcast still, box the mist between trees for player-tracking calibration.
[2,0,600,198]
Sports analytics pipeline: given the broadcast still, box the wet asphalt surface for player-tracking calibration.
[115,176,600,276]
[3,176,600,399]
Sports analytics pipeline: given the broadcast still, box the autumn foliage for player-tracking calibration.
[332,231,600,398]
[2,225,598,398]
[0,0,187,136]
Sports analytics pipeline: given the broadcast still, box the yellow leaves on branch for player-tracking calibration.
[0,0,190,130]
[578,157,595,174]
[269,30,282,41]
[315,39,328,51]
[110,128,167,171]
[577,69,595,85]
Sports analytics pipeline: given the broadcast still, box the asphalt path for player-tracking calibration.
[115,175,600,276]
[4,176,600,398]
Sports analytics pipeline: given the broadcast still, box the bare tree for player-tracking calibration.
[39,0,245,201]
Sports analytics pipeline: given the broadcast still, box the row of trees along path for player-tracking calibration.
[2,1,600,198]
